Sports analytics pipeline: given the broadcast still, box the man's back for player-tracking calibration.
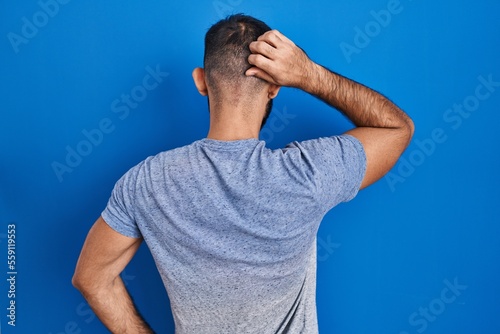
[72,15,413,333]
[102,135,365,333]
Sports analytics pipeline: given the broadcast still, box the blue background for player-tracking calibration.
[1,0,499,333]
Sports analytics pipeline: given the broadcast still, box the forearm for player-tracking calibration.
[77,276,154,334]
[248,30,414,188]
[305,63,413,133]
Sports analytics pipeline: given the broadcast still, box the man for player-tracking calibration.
[72,14,414,334]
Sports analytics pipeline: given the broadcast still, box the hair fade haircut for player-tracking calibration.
[204,14,272,95]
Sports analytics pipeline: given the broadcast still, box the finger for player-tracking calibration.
[247,54,278,83]
[245,67,276,85]
[249,40,277,60]
[248,53,273,71]
[257,30,283,48]
[272,30,294,45]
[256,30,276,42]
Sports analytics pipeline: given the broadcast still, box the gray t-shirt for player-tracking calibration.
[102,135,366,334]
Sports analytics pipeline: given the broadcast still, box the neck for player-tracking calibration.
[206,97,267,141]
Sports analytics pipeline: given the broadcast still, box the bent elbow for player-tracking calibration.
[72,274,99,300]
[403,117,415,146]
[72,271,93,294]
[72,272,84,291]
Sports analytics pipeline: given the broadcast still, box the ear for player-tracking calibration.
[268,84,281,99]
[192,67,208,96]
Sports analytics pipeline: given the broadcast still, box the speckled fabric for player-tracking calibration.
[102,135,365,334]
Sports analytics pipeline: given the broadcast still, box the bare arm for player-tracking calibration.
[72,217,154,334]
[247,30,414,189]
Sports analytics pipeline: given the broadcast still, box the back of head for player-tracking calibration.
[204,14,271,100]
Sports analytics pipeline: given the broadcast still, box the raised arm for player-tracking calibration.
[72,217,154,334]
[247,30,414,189]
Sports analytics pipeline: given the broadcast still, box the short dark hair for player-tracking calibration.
[204,14,272,95]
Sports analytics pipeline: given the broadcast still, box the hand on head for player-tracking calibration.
[246,30,315,90]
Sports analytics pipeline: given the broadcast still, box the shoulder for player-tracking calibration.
[282,135,366,190]
[285,134,363,149]
[135,140,201,169]
[282,134,365,161]
[114,141,196,184]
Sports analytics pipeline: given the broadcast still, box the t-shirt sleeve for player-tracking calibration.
[101,163,144,238]
[285,134,366,210]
